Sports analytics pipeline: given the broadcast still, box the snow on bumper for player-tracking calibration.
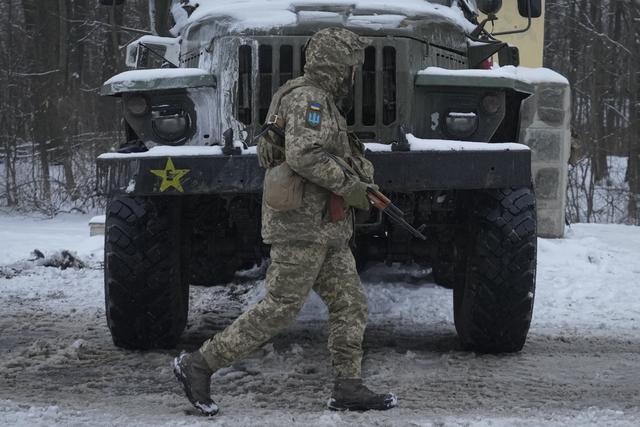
[96,142,531,196]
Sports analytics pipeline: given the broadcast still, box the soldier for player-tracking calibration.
[173,27,397,416]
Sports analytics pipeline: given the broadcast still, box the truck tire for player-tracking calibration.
[432,263,455,289]
[188,239,238,286]
[432,218,467,290]
[104,196,188,349]
[454,187,537,353]
[184,196,239,286]
[432,236,462,290]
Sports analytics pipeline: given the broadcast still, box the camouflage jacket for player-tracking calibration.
[260,27,372,245]
[261,81,361,245]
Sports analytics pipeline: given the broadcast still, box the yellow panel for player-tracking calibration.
[480,0,545,67]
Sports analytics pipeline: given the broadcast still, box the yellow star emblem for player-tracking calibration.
[150,157,190,192]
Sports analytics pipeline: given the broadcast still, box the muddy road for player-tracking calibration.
[1,223,639,426]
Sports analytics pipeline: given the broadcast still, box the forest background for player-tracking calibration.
[0,0,638,224]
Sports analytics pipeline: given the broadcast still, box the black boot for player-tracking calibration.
[328,378,397,411]
[172,350,219,416]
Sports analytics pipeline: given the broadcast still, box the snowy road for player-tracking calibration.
[0,215,639,426]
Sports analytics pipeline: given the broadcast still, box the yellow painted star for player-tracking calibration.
[150,157,190,192]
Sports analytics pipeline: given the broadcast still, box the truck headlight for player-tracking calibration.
[151,106,190,144]
[445,112,478,139]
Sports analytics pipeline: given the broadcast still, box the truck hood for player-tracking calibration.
[170,0,476,36]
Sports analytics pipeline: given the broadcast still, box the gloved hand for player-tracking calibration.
[344,181,377,211]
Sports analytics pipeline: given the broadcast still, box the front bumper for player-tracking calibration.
[96,145,531,196]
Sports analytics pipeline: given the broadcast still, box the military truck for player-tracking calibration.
[97,0,570,354]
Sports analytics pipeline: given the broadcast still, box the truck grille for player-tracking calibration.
[179,49,204,68]
[350,45,397,127]
[236,37,398,141]
[431,45,467,68]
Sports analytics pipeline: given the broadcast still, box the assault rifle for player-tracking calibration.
[326,153,427,241]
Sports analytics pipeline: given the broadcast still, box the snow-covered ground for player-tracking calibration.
[0,214,639,426]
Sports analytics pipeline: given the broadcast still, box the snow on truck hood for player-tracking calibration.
[419,66,570,85]
[101,68,213,95]
[103,68,210,85]
[172,0,475,34]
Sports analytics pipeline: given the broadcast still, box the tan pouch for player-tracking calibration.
[263,162,304,211]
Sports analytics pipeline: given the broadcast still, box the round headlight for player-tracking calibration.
[152,111,190,143]
[125,95,149,116]
[445,112,478,139]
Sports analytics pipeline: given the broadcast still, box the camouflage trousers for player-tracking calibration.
[199,240,368,378]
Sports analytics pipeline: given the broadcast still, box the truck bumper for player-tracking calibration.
[96,147,531,196]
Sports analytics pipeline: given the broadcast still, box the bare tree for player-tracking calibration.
[0,0,636,223]
[546,0,637,224]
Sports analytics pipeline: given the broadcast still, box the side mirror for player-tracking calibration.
[99,0,125,5]
[477,0,503,15]
[517,0,542,18]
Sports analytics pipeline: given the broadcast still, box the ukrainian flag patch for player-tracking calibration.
[306,102,322,128]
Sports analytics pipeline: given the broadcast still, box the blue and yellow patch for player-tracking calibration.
[306,102,322,128]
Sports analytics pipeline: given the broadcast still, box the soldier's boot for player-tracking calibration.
[172,350,219,416]
[327,378,398,411]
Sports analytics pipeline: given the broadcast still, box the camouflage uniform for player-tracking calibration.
[199,28,371,379]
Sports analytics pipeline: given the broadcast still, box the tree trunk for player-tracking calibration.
[1,1,18,206]
[22,0,67,206]
[58,0,77,197]
[98,1,125,132]
[626,2,640,224]
[589,1,608,182]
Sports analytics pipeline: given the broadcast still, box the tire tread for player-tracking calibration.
[455,187,537,353]
[104,196,188,349]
